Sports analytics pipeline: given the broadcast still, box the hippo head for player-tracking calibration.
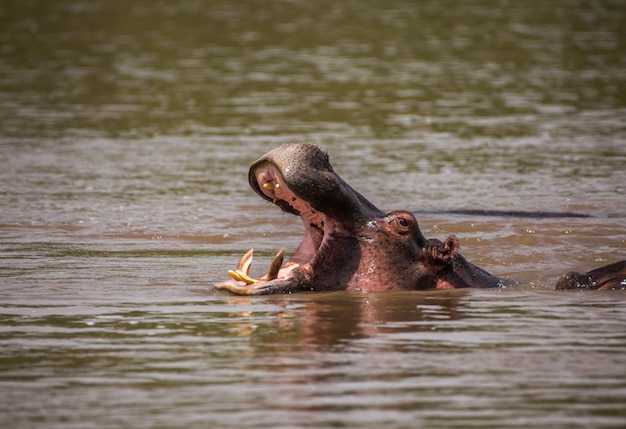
[216,143,487,295]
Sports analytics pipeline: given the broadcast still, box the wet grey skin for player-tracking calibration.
[216,143,626,295]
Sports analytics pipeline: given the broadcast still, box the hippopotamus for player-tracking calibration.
[215,143,626,295]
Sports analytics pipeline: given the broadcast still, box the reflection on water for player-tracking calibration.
[1,0,625,427]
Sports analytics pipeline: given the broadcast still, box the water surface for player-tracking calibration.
[1,1,625,428]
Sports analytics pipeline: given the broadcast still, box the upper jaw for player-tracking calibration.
[250,161,326,228]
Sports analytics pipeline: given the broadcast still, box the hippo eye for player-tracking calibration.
[398,217,409,228]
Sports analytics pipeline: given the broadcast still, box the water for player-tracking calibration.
[1,1,626,427]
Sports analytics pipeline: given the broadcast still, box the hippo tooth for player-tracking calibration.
[227,270,244,282]
[236,248,255,275]
[231,270,258,285]
[227,248,285,285]
[263,182,275,190]
[228,248,258,284]
[266,249,285,281]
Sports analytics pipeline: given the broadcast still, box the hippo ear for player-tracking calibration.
[425,236,459,265]
[440,235,459,261]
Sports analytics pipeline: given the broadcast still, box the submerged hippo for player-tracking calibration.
[216,143,626,295]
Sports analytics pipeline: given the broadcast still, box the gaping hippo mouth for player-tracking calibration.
[227,161,331,286]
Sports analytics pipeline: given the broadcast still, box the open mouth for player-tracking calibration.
[226,162,333,286]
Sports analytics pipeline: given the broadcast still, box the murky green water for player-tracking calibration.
[1,1,625,428]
